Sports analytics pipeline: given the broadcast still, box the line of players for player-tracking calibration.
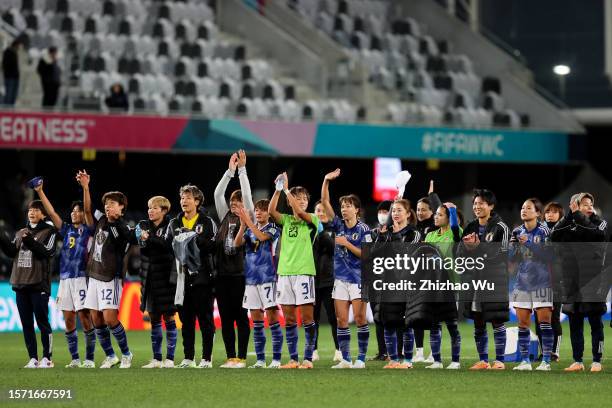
[0,151,607,371]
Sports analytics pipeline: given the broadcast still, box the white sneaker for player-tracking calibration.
[333,350,343,362]
[425,361,444,369]
[81,360,95,368]
[38,357,54,368]
[446,362,461,370]
[267,360,281,369]
[312,350,320,361]
[413,348,425,363]
[424,353,435,363]
[162,359,175,368]
[331,359,353,369]
[119,352,133,368]
[65,359,81,368]
[535,361,551,371]
[142,359,162,368]
[249,360,266,368]
[352,360,366,369]
[177,359,196,368]
[100,355,119,369]
[513,361,532,371]
[198,359,213,368]
[24,358,38,368]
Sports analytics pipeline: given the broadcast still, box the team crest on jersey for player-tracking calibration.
[485,232,494,242]
[351,232,359,240]
[156,228,163,237]
[533,235,541,243]
[195,224,203,234]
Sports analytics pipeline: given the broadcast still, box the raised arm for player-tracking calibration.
[76,170,94,227]
[428,180,442,212]
[286,190,313,224]
[447,204,462,242]
[214,153,238,221]
[283,173,316,225]
[268,189,283,224]
[33,181,63,230]
[238,207,270,242]
[234,218,247,247]
[321,168,340,220]
[236,150,255,215]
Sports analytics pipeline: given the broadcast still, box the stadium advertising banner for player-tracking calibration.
[0,282,224,333]
[2,280,606,333]
[0,110,568,163]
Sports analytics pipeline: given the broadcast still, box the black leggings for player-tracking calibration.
[16,289,53,360]
[568,312,604,363]
[215,276,250,360]
[177,284,215,361]
[414,327,425,349]
[314,285,338,350]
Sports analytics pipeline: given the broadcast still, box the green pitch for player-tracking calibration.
[1,322,610,407]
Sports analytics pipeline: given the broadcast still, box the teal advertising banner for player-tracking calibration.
[0,110,569,163]
[313,124,568,163]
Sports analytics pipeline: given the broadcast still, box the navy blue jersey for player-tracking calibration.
[244,222,280,285]
[510,222,552,291]
[331,216,371,284]
[59,223,94,280]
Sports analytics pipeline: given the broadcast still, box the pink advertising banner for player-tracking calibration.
[0,110,188,151]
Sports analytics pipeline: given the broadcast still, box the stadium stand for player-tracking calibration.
[0,0,577,129]
[286,0,529,128]
[0,0,363,122]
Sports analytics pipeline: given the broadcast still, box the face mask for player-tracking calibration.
[377,213,388,225]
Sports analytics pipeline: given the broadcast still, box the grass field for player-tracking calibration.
[1,322,611,407]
